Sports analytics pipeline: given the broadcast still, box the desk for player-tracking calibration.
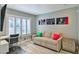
[0,36,9,41]
[0,36,9,54]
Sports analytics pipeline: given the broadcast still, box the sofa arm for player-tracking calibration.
[32,34,37,40]
[57,37,63,41]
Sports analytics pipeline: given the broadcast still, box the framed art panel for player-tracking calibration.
[56,17,68,25]
[46,18,55,25]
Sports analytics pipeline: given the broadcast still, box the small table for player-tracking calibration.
[62,38,75,53]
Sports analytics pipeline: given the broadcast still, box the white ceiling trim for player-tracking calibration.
[6,4,78,15]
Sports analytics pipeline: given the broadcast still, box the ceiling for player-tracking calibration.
[6,4,78,15]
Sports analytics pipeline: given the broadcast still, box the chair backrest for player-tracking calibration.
[10,34,19,44]
[10,34,19,37]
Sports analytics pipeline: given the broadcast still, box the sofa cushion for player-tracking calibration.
[37,32,42,37]
[44,32,51,37]
[33,37,62,51]
[34,37,49,40]
[52,33,60,40]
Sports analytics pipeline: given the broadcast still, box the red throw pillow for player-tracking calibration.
[52,33,60,40]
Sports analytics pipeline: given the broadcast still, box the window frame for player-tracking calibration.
[8,16,28,35]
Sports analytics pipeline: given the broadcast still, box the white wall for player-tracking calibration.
[77,5,79,45]
[36,7,78,43]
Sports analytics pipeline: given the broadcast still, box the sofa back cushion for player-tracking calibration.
[37,32,42,37]
[42,31,51,37]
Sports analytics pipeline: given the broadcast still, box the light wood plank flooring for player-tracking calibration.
[16,40,73,54]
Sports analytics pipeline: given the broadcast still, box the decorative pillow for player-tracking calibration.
[52,33,60,40]
[45,32,51,37]
[42,32,46,37]
[37,32,42,37]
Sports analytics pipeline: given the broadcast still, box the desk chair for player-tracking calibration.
[9,34,19,51]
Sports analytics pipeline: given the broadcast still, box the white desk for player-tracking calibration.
[0,36,9,54]
[0,36,9,40]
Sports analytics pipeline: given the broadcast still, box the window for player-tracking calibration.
[9,16,30,35]
[9,17,15,35]
[27,20,30,34]
[15,18,21,34]
[22,18,27,34]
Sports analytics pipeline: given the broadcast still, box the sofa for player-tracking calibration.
[32,32,63,52]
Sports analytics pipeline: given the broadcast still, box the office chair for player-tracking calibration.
[9,34,19,51]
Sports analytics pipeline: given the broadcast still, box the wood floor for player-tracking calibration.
[13,40,72,54]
